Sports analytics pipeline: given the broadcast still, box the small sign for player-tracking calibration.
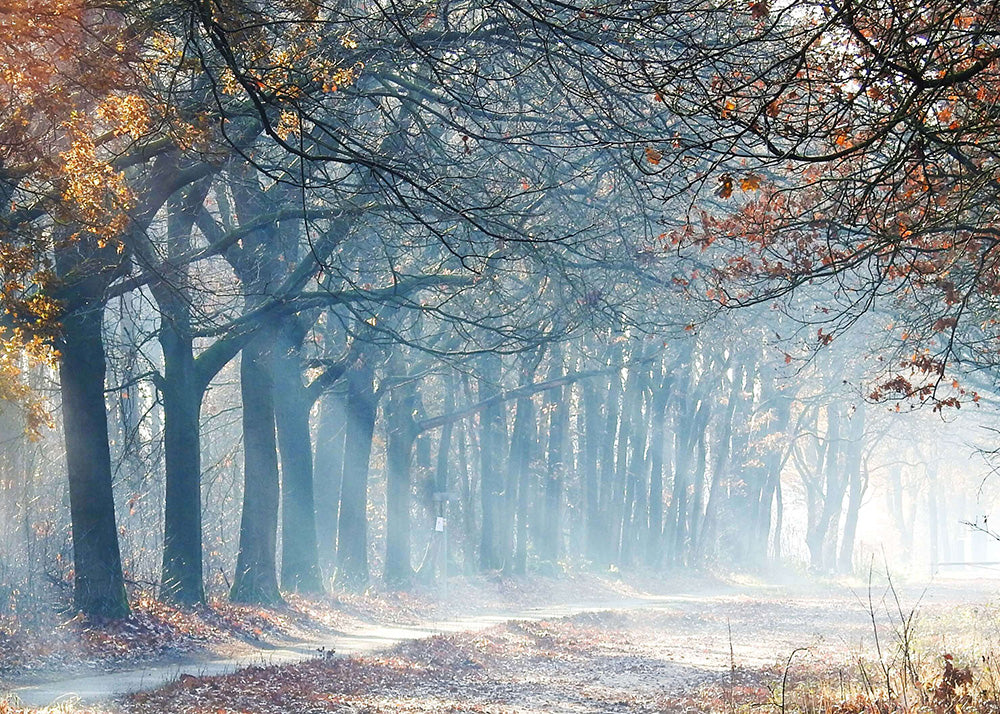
[435,517,446,532]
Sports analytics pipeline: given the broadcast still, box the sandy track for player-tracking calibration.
[4,576,997,710]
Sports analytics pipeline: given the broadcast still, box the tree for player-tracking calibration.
[660,1,1000,409]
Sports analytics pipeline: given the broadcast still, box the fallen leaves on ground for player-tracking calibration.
[0,571,643,684]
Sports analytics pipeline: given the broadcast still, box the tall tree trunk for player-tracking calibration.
[510,355,539,574]
[156,184,211,605]
[159,314,204,604]
[621,364,649,567]
[752,384,792,566]
[336,354,377,591]
[697,366,742,563]
[667,415,691,566]
[456,414,477,574]
[926,462,940,570]
[597,368,622,567]
[433,382,454,578]
[313,388,347,572]
[477,355,506,571]
[582,381,603,564]
[805,403,844,572]
[837,406,866,573]
[60,303,129,618]
[272,326,324,594]
[384,378,417,589]
[645,370,669,566]
[540,372,568,565]
[688,431,708,562]
[610,365,633,565]
[231,335,283,605]
[671,387,710,566]
[772,478,783,561]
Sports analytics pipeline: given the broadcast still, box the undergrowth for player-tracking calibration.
[752,576,1000,714]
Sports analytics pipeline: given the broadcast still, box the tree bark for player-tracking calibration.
[509,355,539,574]
[335,354,377,591]
[231,336,283,604]
[697,365,743,562]
[610,366,633,565]
[272,324,324,594]
[621,363,649,566]
[540,364,568,566]
[597,366,622,567]
[456,412,477,574]
[753,396,791,566]
[582,381,603,564]
[60,303,129,618]
[313,388,346,571]
[158,313,204,604]
[805,403,845,572]
[432,383,454,578]
[155,183,210,605]
[384,378,417,589]
[477,355,506,571]
[645,370,669,566]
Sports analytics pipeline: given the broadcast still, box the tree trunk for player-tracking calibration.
[805,403,844,572]
[456,414,477,574]
[688,431,708,562]
[610,367,633,565]
[313,388,346,572]
[477,356,506,571]
[509,361,537,574]
[335,354,377,591]
[231,336,283,605]
[60,304,129,618]
[433,385,454,578]
[772,477,783,561]
[667,415,691,566]
[384,380,417,589]
[621,365,649,566]
[752,385,791,566]
[156,184,210,605]
[582,381,603,564]
[159,315,204,604]
[645,371,669,566]
[837,406,866,574]
[540,379,568,565]
[697,366,742,563]
[272,328,324,594]
[597,362,623,566]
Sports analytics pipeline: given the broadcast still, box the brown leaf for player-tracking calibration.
[749,0,770,20]
[717,174,734,199]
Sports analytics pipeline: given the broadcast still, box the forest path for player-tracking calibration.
[4,575,994,709]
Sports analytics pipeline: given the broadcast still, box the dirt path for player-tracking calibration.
[5,576,997,710]
[2,595,687,708]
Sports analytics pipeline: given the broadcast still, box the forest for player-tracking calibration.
[2,1,1000,712]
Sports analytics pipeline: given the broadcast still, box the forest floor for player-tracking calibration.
[2,572,999,713]
[0,570,660,682]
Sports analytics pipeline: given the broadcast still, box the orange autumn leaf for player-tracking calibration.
[717,174,734,198]
[740,174,762,191]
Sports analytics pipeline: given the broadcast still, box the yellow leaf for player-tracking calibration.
[740,174,762,191]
